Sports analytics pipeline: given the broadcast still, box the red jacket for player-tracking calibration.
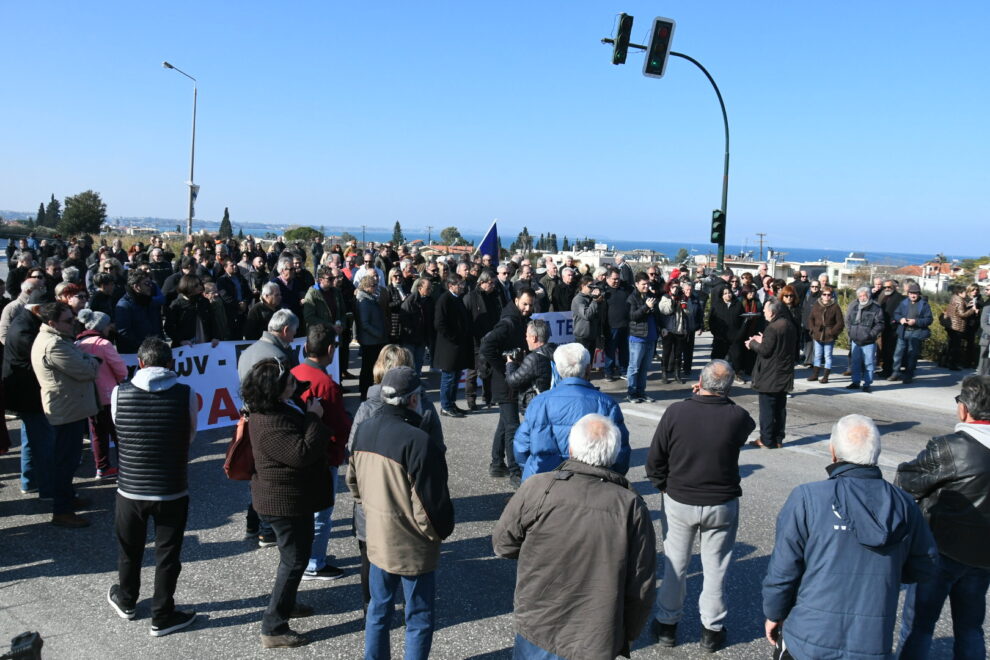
[291,359,351,467]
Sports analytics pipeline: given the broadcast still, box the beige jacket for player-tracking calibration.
[31,323,100,425]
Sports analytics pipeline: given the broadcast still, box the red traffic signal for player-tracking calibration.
[643,17,676,78]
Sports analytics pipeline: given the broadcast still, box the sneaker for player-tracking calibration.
[149,610,197,637]
[257,533,277,548]
[301,565,344,581]
[261,630,307,649]
[699,626,726,653]
[20,487,38,495]
[618,374,628,380]
[97,467,119,480]
[639,394,655,403]
[51,513,90,528]
[440,407,465,418]
[289,602,315,617]
[604,375,618,383]
[107,585,136,620]
[489,463,509,478]
[651,619,677,647]
[623,395,638,404]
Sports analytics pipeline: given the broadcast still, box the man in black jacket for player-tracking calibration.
[433,274,473,417]
[108,337,198,637]
[746,300,796,449]
[505,319,556,414]
[551,267,577,312]
[480,288,535,485]
[895,375,990,659]
[463,271,501,410]
[571,276,602,358]
[646,360,755,652]
[876,278,904,379]
[603,268,631,381]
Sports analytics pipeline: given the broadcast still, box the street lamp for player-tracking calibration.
[162,61,197,238]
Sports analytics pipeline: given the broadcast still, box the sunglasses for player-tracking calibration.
[782,294,794,298]
[821,293,834,297]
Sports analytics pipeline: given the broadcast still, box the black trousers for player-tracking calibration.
[681,332,696,373]
[260,514,314,635]
[758,392,788,447]
[576,336,597,360]
[358,539,371,608]
[661,333,686,376]
[879,326,898,374]
[491,402,520,475]
[115,493,189,626]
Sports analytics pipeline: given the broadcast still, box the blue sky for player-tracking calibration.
[2,1,986,255]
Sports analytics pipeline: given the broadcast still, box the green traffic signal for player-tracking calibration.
[710,208,726,244]
[612,13,634,65]
[643,17,676,78]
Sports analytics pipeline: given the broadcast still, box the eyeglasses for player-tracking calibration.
[821,293,834,298]
[883,286,894,290]
[782,294,794,298]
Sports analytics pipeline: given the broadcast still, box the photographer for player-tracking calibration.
[571,276,603,358]
[505,319,556,414]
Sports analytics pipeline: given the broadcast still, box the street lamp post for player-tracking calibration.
[162,61,197,238]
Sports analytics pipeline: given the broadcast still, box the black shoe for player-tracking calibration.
[261,630,308,649]
[489,463,509,478]
[878,372,892,380]
[651,619,677,647]
[301,565,344,581]
[290,602,315,617]
[466,401,479,411]
[639,394,655,403]
[699,626,726,653]
[107,585,136,620]
[888,373,903,381]
[903,376,913,384]
[440,407,465,418]
[674,374,684,384]
[509,473,522,488]
[258,533,277,548]
[245,526,259,538]
[862,385,872,393]
[604,375,618,383]
[845,383,861,390]
[149,610,197,637]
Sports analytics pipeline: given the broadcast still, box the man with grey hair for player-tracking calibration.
[551,266,577,312]
[270,255,305,323]
[537,257,559,313]
[494,413,656,660]
[746,299,796,448]
[0,277,45,345]
[763,414,937,660]
[514,343,630,482]
[646,360,755,652]
[845,285,885,393]
[237,309,299,383]
[896,375,990,658]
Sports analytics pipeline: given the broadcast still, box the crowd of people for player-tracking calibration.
[1,231,988,657]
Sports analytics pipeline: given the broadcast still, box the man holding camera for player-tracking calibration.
[571,276,603,360]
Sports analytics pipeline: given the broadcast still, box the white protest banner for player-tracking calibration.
[531,311,574,344]
[121,339,339,431]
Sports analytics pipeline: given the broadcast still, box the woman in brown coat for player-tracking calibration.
[944,285,979,370]
[805,286,845,383]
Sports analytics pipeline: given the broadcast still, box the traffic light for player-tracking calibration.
[612,13,634,65]
[643,17,676,78]
[710,209,726,244]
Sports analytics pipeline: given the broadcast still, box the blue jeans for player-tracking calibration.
[365,564,435,660]
[899,553,989,659]
[19,411,55,496]
[627,339,656,397]
[52,419,86,514]
[812,340,834,369]
[439,370,458,411]
[402,344,426,375]
[605,327,629,377]
[308,466,338,572]
[513,634,565,659]
[850,341,876,386]
[893,334,924,377]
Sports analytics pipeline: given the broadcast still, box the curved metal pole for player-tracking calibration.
[671,52,729,271]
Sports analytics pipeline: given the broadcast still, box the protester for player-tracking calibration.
[480,288,536,484]
[493,414,655,659]
[659,279,699,384]
[603,268,631,381]
[805,285,844,384]
[463,271,501,410]
[763,414,937,659]
[107,337,198,636]
[746,299,796,449]
[302,265,345,338]
[0,277,45,345]
[626,272,660,402]
[244,282,282,341]
[570,275,603,359]
[75,309,127,479]
[845,285,885,393]
[890,283,933,384]
[896,375,990,658]
[290,325,351,582]
[242,359,330,649]
[32,301,101,527]
[115,269,165,354]
[514,343,630,482]
[876,278,904,378]
[347,366,455,660]
[355,274,388,401]
[433,273,473,416]
[708,284,743,374]
[504,319,556,414]
[164,275,219,348]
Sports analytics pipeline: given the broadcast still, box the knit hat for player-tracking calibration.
[77,308,111,333]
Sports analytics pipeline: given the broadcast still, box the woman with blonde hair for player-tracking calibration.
[347,344,443,612]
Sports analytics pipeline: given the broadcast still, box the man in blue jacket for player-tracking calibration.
[513,342,630,482]
[762,414,937,659]
[889,283,933,384]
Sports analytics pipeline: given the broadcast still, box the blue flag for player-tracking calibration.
[478,219,498,265]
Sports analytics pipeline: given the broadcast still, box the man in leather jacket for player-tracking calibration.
[895,374,990,659]
[505,319,556,415]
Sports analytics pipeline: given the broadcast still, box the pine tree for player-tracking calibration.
[45,194,61,228]
[392,220,405,245]
[36,203,47,227]
[218,207,233,238]
[237,227,245,240]
[562,236,570,251]
[549,233,558,253]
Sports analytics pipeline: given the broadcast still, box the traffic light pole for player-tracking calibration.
[669,51,729,272]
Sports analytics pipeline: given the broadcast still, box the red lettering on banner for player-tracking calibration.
[208,388,240,425]
[196,393,204,411]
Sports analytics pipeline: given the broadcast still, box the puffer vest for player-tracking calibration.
[115,381,192,497]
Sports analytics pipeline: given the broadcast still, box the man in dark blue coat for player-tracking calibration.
[763,414,937,660]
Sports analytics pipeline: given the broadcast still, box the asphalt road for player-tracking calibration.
[0,336,982,659]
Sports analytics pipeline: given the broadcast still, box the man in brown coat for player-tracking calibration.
[747,300,797,449]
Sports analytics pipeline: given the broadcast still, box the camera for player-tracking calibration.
[502,348,525,362]
[589,283,605,299]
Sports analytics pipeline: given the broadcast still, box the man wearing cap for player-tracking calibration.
[889,283,933,385]
[347,366,455,660]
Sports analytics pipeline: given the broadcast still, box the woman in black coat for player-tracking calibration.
[242,359,329,649]
[709,285,743,369]
[164,275,218,347]
[384,267,408,344]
